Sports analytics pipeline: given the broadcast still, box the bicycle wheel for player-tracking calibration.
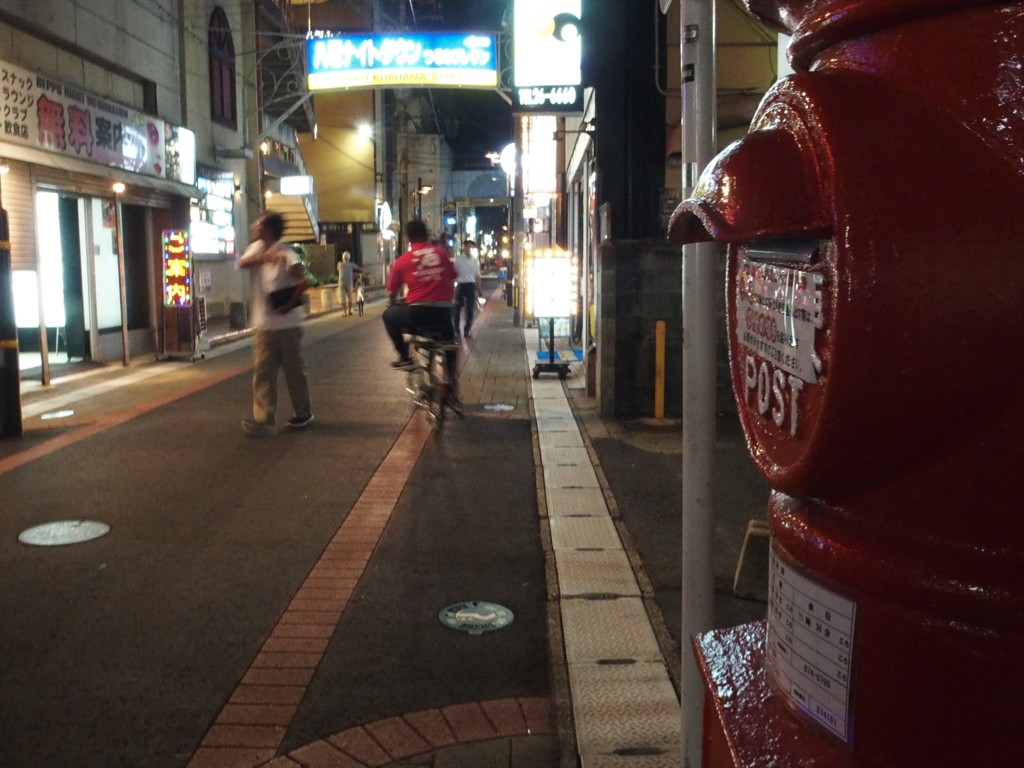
[407,365,426,409]
[428,352,446,426]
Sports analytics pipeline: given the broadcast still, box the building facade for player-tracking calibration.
[1,0,320,383]
[1,1,203,378]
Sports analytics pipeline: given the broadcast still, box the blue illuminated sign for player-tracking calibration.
[307,33,498,90]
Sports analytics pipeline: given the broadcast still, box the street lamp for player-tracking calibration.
[112,182,129,366]
[415,177,433,220]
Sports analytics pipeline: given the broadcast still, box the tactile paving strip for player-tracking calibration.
[549,516,622,550]
[544,462,600,489]
[583,751,683,768]
[533,399,574,416]
[557,549,640,597]
[528,338,680,766]
[538,429,586,451]
[546,487,609,518]
[537,446,592,468]
[536,414,578,432]
[561,597,664,663]
[568,661,680,754]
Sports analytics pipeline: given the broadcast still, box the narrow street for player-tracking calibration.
[2,286,766,767]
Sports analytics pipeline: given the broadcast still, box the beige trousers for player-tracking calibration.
[251,327,311,424]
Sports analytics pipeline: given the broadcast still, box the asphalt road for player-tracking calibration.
[1,286,771,766]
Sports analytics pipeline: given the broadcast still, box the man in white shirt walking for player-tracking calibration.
[453,239,482,338]
[237,211,313,436]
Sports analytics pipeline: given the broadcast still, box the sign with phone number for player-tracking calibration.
[767,548,857,743]
[736,257,823,384]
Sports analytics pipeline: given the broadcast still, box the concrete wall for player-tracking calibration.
[0,0,182,123]
[596,239,735,419]
[182,1,251,162]
[182,1,256,323]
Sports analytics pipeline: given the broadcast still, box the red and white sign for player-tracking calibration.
[163,230,192,307]
[735,257,823,384]
[1,57,166,177]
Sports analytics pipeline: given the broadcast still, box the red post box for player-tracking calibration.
[670,1,1024,766]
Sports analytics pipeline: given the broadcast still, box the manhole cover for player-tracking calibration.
[439,601,514,635]
[484,403,514,412]
[18,520,110,547]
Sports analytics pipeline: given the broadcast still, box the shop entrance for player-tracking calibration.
[57,196,87,361]
[18,191,150,374]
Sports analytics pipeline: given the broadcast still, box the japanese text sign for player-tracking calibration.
[163,230,192,307]
[1,57,167,177]
[307,33,497,90]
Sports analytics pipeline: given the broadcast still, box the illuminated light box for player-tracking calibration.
[525,247,577,318]
[163,230,192,307]
[280,175,313,195]
[307,33,498,90]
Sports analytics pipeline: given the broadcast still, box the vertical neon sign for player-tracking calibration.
[162,230,192,307]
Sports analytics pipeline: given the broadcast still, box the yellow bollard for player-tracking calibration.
[654,320,666,419]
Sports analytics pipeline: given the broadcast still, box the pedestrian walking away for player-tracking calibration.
[338,251,364,316]
[355,273,366,316]
[382,220,459,397]
[453,238,482,339]
[237,211,314,436]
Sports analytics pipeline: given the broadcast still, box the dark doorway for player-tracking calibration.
[122,204,149,330]
[58,196,87,360]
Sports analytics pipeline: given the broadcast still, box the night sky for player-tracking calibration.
[406,0,514,168]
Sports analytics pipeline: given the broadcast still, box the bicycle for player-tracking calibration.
[405,331,462,427]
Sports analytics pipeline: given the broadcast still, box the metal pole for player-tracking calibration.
[512,115,525,326]
[679,1,716,766]
[655,319,666,419]
[113,191,130,366]
[505,162,513,307]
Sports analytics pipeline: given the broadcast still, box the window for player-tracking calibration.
[209,7,236,128]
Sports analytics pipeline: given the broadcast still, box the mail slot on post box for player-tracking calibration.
[671,1,1024,766]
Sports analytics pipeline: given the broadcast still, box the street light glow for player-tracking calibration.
[499,143,516,177]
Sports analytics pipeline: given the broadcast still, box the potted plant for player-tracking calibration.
[323,274,339,310]
[305,272,335,314]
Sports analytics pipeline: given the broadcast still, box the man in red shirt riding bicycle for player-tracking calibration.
[383,220,459,395]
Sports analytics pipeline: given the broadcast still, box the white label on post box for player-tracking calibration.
[736,257,823,384]
[767,547,856,743]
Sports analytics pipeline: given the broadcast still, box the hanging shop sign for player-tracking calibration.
[165,125,196,185]
[191,167,236,258]
[513,0,583,113]
[279,175,314,195]
[522,115,558,197]
[307,32,498,90]
[162,230,192,307]
[0,56,192,181]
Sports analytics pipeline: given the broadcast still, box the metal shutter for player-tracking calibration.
[2,160,37,270]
